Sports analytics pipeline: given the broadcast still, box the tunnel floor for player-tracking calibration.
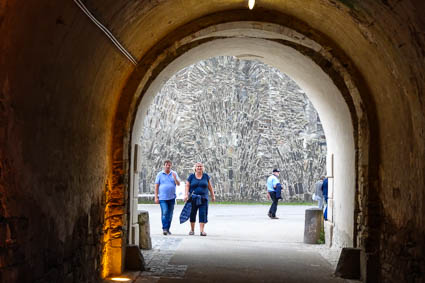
[114,204,357,282]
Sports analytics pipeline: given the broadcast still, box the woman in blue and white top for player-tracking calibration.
[184,162,215,236]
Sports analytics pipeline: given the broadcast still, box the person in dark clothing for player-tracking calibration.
[184,162,215,236]
[322,177,329,220]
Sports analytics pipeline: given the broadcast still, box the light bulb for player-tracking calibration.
[248,0,255,10]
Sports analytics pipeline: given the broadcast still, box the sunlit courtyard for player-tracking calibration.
[135,203,345,282]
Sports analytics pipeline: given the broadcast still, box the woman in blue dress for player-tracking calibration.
[184,162,215,236]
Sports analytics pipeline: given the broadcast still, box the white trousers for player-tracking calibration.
[317,197,324,210]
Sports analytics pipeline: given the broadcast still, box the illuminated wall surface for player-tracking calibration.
[139,56,326,201]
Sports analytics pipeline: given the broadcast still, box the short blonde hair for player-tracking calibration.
[194,162,204,172]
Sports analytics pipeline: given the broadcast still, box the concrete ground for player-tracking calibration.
[117,203,356,283]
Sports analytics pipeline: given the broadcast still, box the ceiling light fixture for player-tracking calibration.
[248,0,255,10]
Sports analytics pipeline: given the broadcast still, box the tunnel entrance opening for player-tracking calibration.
[107,19,369,278]
[137,55,327,205]
[130,55,329,276]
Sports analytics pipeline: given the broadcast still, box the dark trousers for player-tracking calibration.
[324,196,328,220]
[190,198,208,223]
[268,191,278,217]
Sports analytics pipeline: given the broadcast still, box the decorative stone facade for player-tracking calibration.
[138,56,326,201]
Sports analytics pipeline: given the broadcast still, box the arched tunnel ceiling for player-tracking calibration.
[1,0,425,282]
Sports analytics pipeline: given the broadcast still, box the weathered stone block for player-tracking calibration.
[304,208,323,244]
[107,205,125,217]
[110,238,123,248]
[138,211,152,250]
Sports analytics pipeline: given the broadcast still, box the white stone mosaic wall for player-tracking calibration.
[139,56,326,201]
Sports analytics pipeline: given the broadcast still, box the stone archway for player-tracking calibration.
[111,17,372,278]
[6,1,425,282]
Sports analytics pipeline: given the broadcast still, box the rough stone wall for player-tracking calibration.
[0,1,131,282]
[344,1,425,282]
[0,77,106,283]
[138,56,326,202]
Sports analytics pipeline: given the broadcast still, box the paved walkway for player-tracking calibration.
[126,204,353,283]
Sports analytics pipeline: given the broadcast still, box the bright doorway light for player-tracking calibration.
[109,277,131,282]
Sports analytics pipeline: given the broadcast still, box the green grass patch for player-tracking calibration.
[317,227,325,244]
[210,201,315,206]
[138,199,314,206]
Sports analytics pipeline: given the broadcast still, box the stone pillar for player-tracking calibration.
[138,211,152,250]
[304,208,323,244]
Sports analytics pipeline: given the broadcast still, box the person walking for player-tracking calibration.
[313,176,325,209]
[322,177,329,220]
[184,162,215,236]
[154,160,180,235]
[267,168,281,219]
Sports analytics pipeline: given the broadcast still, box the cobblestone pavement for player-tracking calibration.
[127,204,356,283]
[140,236,187,280]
